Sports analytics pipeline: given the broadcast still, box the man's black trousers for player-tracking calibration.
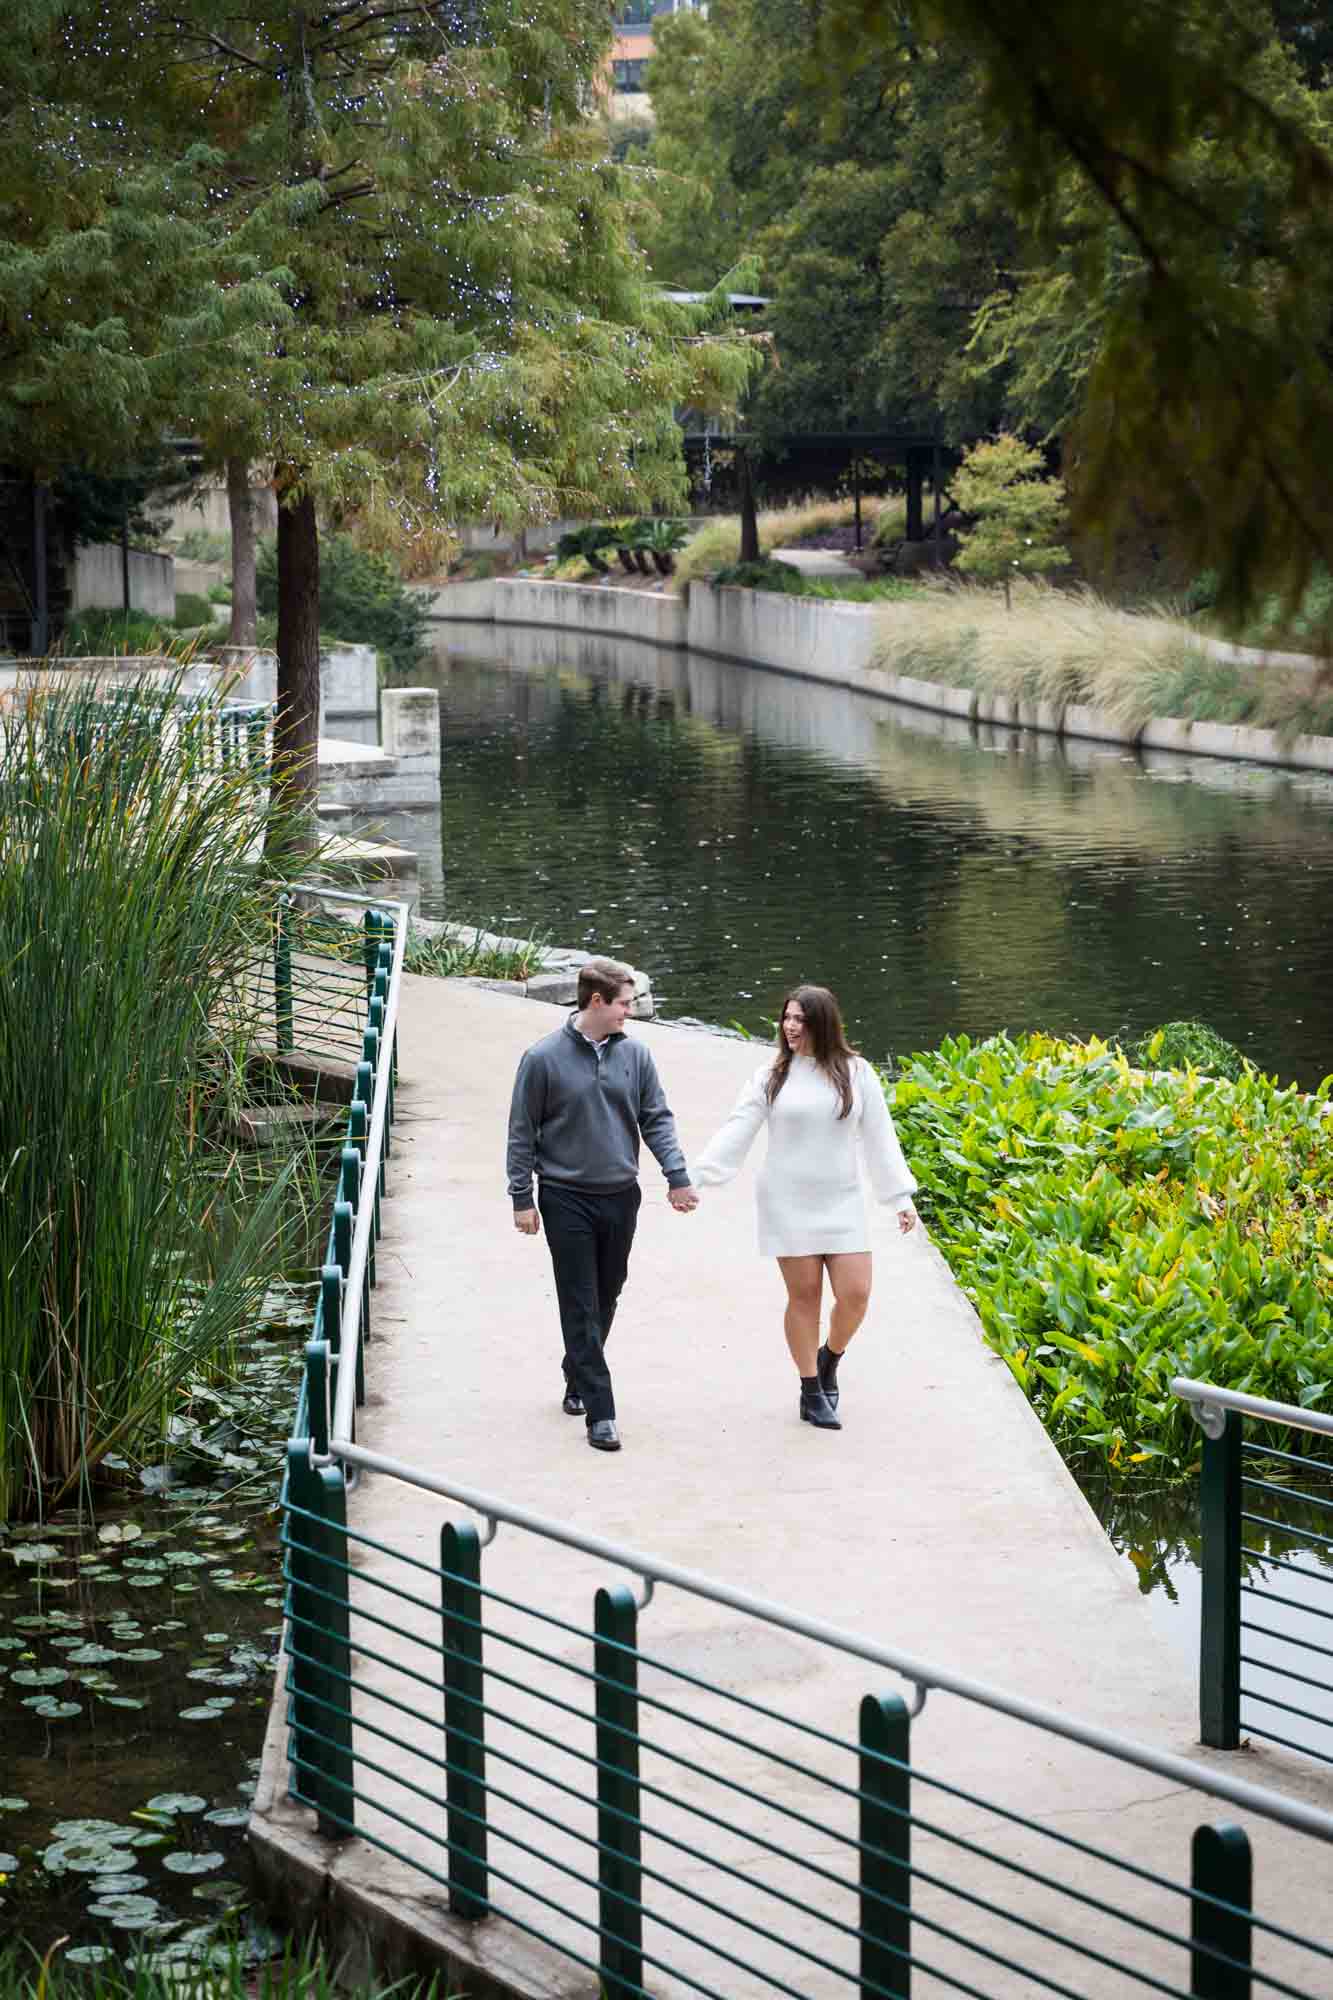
[537,1181,641,1424]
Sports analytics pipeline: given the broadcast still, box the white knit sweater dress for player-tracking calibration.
[691,1055,918,1257]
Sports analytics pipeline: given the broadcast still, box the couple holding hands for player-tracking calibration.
[506,957,918,1453]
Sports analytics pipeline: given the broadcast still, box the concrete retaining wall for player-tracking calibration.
[69,543,176,618]
[423,578,688,649]
[428,575,1333,779]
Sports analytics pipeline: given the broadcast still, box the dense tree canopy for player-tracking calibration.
[643,0,1333,632]
[3,0,754,821]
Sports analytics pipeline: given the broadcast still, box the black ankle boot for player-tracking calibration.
[799,1378,842,1430]
[816,1343,841,1411]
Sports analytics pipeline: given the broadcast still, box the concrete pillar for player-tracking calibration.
[381,687,441,781]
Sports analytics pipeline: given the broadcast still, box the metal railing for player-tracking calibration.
[279,1441,1333,1994]
[276,882,407,1855]
[1174,1377,1333,1769]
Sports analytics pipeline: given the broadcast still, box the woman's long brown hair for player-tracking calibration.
[766,985,857,1118]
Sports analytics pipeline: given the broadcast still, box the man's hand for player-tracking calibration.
[897,1208,918,1236]
[514,1208,540,1236]
[669,1186,700,1214]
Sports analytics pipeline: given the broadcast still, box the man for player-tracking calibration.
[507,957,698,1452]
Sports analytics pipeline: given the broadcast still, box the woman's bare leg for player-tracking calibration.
[777,1255,825,1377]
[826,1252,873,1354]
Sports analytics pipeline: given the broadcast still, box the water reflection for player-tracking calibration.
[381,627,1333,1087]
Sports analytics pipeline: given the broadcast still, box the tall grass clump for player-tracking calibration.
[888,1032,1333,1479]
[674,494,895,587]
[0,677,303,1520]
[871,580,1333,737]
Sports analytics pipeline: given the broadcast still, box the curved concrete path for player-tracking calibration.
[252,976,1333,1997]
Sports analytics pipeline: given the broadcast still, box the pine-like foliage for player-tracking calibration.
[952,434,1070,607]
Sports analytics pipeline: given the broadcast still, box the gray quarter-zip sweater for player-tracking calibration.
[506,1015,690,1208]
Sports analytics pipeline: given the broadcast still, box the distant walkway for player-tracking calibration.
[255,976,1333,1996]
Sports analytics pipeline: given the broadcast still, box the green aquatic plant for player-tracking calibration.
[887,1031,1333,1479]
[1131,1019,1247,1081]
[0,678,307,1518]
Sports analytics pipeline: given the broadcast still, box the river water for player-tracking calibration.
[385,627,1333,1088]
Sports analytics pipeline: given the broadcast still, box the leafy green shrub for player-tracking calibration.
[406,924,551,980]
[1131,1019,1247,1080]
[801,576,925,603]
[58,610,177,656]
[207,579,232,605]
[888,1032,1333,1479]
[173,591,216,629]
[555,524,618,575]
[1183,569,1220,614]
[712,558,808,594]
[256,531,429,672]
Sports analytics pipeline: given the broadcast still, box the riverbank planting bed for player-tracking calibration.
[889,1032,1333,1477]
[872,584,1333,740]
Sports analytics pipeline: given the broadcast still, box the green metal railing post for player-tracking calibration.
[305,1339,330,1460]
[321,1262,358,1411]
[376,930,398,1087]
[1191,1823,1251,1998]
[339,1145,368,1340]
[860,1694,912,1999]
[348,1099,376,1288]
[441,1521,488,1920]
[363,908,381,997]
[314,1461,356,1839]
[333,1199,353,1288]
[1200,1417,1243,1749]
[595,1585,642,2000]
[274,893,294,1053]
[356,1058,385,1195]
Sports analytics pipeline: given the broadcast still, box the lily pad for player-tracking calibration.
[121,1647,164,1662]
[163,1851,224,1875]
[52,1819,136,1841]
[101,1694,149,1709]
[0,1854,18,1873]
[200,1806,249,1829]
[64,1947,114,1966]
[146,1794,207,1816]
[12,1666,67,1686]
[7,1543,61,1564]
[31,1699,82,1719]
[97,1522,143,1546]
[178,1704,227,1720]
[66,1644,121,1664]
[0,1799,28,1812]
[91,1871,148,1894]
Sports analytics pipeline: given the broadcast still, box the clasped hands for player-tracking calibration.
[514,1185,699,1234]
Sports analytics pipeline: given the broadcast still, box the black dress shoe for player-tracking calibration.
[816,1344,841,1411]
[587,1419,621,1452]
[562,1386,585,1416]
[799,1384,842,1431]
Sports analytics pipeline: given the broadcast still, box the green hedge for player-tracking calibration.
[887,1032,1333,1478]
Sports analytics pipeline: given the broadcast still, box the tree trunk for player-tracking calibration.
[267,480,321,852]
[227,457,258,646]
[738,447,760,564]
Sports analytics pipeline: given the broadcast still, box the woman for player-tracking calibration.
[691,985,918,1430]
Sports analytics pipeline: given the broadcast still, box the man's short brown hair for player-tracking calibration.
[578,957,635,1009]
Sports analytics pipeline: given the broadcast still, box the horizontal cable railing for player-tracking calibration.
[279,1423,1333,1999]
[1173,1377,1333,1769]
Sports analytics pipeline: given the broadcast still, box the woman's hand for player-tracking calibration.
[897,1207,918,1236]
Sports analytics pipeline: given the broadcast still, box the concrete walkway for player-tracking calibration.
[770,546,865,579]
[253,977,1333,1998]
